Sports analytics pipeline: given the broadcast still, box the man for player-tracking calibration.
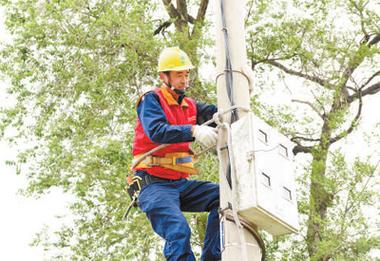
[132,47,220,261]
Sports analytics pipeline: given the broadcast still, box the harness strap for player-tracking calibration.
[133,152,198,175]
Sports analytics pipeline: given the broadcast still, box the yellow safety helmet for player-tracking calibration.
[158,47,194,72]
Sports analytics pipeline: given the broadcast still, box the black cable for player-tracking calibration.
[220,0,238,123]
[220,0,237,190]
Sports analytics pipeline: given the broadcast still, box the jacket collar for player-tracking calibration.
[160,85,188,107]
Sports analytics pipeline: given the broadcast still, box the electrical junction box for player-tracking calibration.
[230,112,300,236]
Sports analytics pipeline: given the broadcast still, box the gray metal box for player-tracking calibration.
[230,112,300,235]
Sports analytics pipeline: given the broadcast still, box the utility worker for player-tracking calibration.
[132,47,220,261]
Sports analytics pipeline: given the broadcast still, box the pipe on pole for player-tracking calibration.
[215,0,263,260]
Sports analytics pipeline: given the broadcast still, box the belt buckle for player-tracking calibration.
[172,156,178,166]
[145,156,160,167]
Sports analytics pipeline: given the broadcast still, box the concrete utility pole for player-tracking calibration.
[215,0,264,260]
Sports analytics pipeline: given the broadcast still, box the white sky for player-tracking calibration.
[0,3,379,261]
[0,150,70,261]
[0,94,70,260]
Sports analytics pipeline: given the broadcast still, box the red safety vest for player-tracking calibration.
[132,85,197,179]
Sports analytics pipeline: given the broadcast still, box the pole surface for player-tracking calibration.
[214,0,263,260]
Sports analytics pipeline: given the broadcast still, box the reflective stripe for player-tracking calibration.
[175,156,193,164]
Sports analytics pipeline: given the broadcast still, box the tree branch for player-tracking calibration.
[310,90,328,116]
[153,20,172,35]
[188,15,195,24]
[361,70,380,89]
[246,0,255,22]
[292,136,320,142]
[339,159,379,241]
[291,134,316,155]
[346,85,357,92]
[352,0,370,42]
[190,0,209,39]
[329,91,363,145]
[196,0,209,21]
[348,81,380,102]
[292,143,313,155]
[162,0,180,20]
[176,0,188,21]
[362,81,380,96]
[266,60,334,89]
[292,99,324,119]
[368,33,380,46]
[340,33,380,95]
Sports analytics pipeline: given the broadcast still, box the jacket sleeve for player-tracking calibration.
[196,102,218,127]
[137,92,194,144]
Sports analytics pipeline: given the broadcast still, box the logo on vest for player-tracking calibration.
[189,116,196,123]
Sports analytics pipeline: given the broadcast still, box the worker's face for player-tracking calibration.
[161,70,190,91]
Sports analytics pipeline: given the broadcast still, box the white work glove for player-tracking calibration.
[192,125,218,148]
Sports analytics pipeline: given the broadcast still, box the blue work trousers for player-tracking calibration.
[137,173,220,261]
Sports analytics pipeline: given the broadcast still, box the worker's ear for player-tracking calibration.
[159,72,169,82]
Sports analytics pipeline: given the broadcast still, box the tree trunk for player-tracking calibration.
[306,121,333,260]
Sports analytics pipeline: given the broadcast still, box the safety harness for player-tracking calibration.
[133,152,198,175]
[124,152,199,220]
[124,151,200,219]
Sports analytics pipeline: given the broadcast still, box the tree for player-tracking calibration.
[245,0,380,260]
[0,0,213,259]
[1,0,379,260]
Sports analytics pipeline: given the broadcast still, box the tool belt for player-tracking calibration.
[123,172,184,220]
[126,175,142,206]
[133,152,198,175]
[126,173,177,200]
[125,173,182,206]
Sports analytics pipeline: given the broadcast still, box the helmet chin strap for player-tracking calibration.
[172,87,186,95]
[164,82,186,95]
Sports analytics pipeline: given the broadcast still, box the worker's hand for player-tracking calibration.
[192,125,218,148]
